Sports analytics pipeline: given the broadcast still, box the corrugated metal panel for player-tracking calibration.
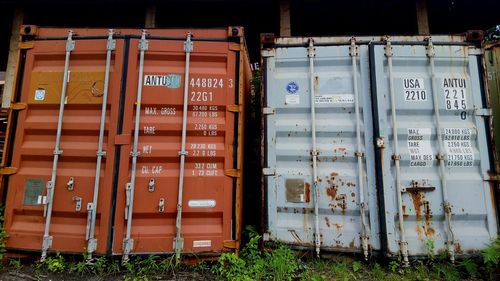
[372,42,497,260]
[2,27,249,259]
[263,42,380,255]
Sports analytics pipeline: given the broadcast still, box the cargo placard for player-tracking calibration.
[407,128,434,167]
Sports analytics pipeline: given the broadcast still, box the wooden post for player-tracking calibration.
[416,0,430,35]
[145,4,157,28]
[280,0,291,37]
[2,8,23,109]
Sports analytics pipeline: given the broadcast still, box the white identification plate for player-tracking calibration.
[285,94,300,105]
[315,94,355,104]
[403,78,427,101]
[188,199,216,208]
[407,128,434,167]
[193,240,212,248]
[443,128,474,167]
[443,78,467,110]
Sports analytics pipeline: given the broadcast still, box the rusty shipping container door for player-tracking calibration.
[1,27,249,259]
[261,38,380,257]
[371,38,497,262]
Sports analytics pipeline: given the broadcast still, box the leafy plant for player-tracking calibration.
[8,258,21,271]
[388,260,400,273]
[37,252,67,273]
[424,239,435,260]
[265,245,298,281]
[482,238,500,271]
[214,252,251,281]
[459,258,478,278]
[0,205,8,262]
[370,263,385,279]
[352,261,362,273]
[434,263,460,281]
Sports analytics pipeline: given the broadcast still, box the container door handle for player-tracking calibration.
[41,31,75,261]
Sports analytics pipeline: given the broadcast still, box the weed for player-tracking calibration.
[434,263,460,281]
[482,238,500,271]
[265,245,298,280]
[36,252,67,273]
[214,252,251,281]
[460,258,478,278]
[388,260,400,273]
[352,261,362,273]
[370,263,385,279]
[424,239,435,260]
[0,205,8,262]
[8,259,21,271]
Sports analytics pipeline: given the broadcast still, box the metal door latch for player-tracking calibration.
[67,177,75,191]
[85,203,94,240]
[158,198,165,213]
[72,196,82,212]
[125,183,131,220]
[148,178,155,192]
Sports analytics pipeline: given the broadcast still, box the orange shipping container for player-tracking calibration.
[0,27,251,261]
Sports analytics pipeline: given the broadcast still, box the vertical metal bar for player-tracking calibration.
[350,38,370,260]
[307,39,321,257]
[174,33,193,264]
[41,30,75,261]
[122,30,148,263]
[86,30,115,260]
[385,37,409,266]
[426,37,456,263]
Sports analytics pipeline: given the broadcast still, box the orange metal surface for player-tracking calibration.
[1,27,249,257]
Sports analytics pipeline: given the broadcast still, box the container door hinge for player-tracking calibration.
[19,41,35,49]
[486,174,500,181]
[263,168,276,176]
[229,44,241,51]
[225,169,241,178]
[227,105,241,112]
[0,167,18,175]
[10,102,26,110]
[263,107,276,115]
[223,240,238,249]
[475,108,492,117]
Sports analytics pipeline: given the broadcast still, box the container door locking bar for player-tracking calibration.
[350,38,370,260]
[122,30,148,263]
[385,37,409,267]
[41,31,75,261]
[174,33,193,264]
[307,39,321,258]
[426,37,456,263]
[86,30,115,260]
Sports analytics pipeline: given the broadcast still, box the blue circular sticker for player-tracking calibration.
[286,82,299,94]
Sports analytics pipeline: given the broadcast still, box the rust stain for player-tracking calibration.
[346,182,356,187]
[305,182,311,203]
[409,191,423,220]
[330,172,339,177]
[326,187,337,200]
[325,217,331,228]
[350,192,355,198]
[349,239,355,249]
[402,205,409,218]
[423,201,435,237]
[333,223,343,233]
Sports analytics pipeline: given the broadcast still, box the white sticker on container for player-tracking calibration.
[443,128,474,167]
[285,94,300,105]
[443,78,467,110]
[188,199,216,208]
[315,94,355,104]
[193,240,212,248]
[407,128,434,167]
[403,78,427,101]
[34,89,46,101]
[144,74,181,88]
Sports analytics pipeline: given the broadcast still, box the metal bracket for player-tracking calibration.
[263,168,276,176]
[384,37,393,57]
[139,30,149,51]
[349,38,359,57]
[173,238,184,251]
[263,107,276,115]
[72,196,82,212]
[475,108,492,116]
[66,31,75,52]
[85,203,94,240]
[184,33,193,53]
[0,167,18,175]
[42,235,53,252]
[107,29,116,51]
[376,137,385,148]
[125,183,131,220]
[404,181,436,193]
[67,177,74,191]
[148,178,155,192]
[158,198,165,213]
[96,151,107,157]
[10,102,27,110]
[425,37,435,58]
[122,238,134,257]
[178,150,188,156]
[307,39,316,58]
